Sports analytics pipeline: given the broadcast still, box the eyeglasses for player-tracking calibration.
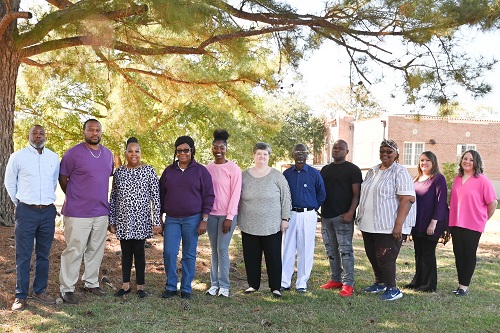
[293,150,308,155]
[176,148,192,154]
[379,149,395,154]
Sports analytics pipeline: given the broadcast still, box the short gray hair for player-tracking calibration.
[253,142,272,155]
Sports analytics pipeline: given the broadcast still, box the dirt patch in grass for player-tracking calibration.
[0,221,250,310]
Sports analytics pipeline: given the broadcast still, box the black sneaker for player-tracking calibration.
[137,290,147,298]
[180,291,191,299]
[162,290,177,299]
[114,289,131,297]
[456,288,469,297]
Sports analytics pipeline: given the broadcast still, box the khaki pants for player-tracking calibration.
[59,216,108,292]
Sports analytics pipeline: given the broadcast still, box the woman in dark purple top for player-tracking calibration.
[159,136,214,299]
[406,151,448,292]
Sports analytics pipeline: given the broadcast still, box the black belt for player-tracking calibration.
[20,202,54,209]
[291,207,315,212]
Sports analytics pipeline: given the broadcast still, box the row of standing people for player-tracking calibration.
[318,139,496,301]
[4,120,283,309]
[4,120,497,311]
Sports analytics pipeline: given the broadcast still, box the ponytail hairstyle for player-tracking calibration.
[213,129,229,145]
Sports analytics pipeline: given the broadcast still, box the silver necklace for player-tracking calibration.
[85,144,102,158]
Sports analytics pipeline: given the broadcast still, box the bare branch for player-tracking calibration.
[207,0,407,38]
[0,11,32,39]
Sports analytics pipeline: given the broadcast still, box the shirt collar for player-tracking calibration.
[291,163,310,172]
[27,144,44,154]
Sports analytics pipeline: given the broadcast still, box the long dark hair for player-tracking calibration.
[458,150,483,177]
[414,151,440,181]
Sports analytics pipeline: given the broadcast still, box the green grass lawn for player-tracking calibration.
[1,221,499,333]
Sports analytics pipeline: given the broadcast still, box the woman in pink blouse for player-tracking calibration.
[449,150,497,296]
[205,129,242,297]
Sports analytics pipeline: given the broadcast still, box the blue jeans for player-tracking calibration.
[163,213,201,293]
[15,203,56,299]
[321,216,355,286]
[207,215,237,289]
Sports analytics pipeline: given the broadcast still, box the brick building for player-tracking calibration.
[323,114,500,196]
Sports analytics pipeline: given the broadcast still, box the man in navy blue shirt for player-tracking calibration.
[281,143,326,293]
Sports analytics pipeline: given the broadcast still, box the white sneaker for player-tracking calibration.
[218,288,229,297]
[206,286,218,296]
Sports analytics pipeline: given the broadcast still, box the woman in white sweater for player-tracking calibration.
[238,142,291,298]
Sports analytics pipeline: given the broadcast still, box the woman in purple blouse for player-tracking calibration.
[406,151,448,292]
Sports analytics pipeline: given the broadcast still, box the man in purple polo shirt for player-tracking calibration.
[58,119,114,304]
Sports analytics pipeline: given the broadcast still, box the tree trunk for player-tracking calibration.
[0,1,21,226]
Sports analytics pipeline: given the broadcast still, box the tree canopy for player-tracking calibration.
[1,0,499,225]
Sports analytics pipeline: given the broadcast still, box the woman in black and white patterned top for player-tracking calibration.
[109,137,162,298]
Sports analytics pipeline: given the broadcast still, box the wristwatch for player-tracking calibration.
[202,217,209,222]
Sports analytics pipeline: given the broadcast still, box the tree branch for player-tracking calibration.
[15,3,147,48]
[198,25,294,49]
[20,35,210,58]
[0,11,32,39]
[44,0,74,10]
[207,0,408,38]
[21,25,291,58]
[93,48,163,103]
[123,67,260,86]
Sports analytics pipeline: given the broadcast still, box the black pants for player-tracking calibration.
[362,232,403,288]
[409,235,438,291]
[451,226,481,286]
[120,239,146,285]
[241,231,282,291]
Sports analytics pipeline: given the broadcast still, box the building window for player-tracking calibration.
[403,142,425,166]
[456,144,477,161]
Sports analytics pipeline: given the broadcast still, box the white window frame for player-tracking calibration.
[403,142,425,166]
[456,144,477,162]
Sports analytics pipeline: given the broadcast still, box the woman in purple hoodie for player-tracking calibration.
[159,136,214,300]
